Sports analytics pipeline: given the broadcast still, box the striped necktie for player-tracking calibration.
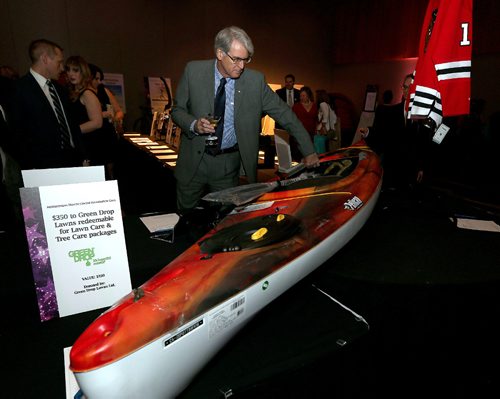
[47,80,72,149]
[288,90,293,107]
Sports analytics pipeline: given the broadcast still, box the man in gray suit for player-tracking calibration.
[172,26,319,213]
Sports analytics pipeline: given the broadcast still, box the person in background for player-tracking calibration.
[275,73,301,130]
[89,63,124,132]
[370,89,396,157]
[65,56,103,169]
[171,26,319,213]
[293,86,318,138]
[0,75,16,168]
[11,39,84,170]
[292,86,318,160]
[0,74,17,231]
[0,65,19,80]
[276,74,300,107]
[362,74,426,189]
[316,89,339,150]
[89,63,124,179]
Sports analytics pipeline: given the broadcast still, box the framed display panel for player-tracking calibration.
[146,77,173,113]
[363,84,378,112]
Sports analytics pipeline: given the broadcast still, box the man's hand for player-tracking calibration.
[194,117,216,134]
[303,152,320,168]
[357,127,369,138]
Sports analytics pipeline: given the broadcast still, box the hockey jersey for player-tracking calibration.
[407,0,473,128]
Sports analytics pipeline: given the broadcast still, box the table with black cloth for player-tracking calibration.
[1,213,369,399]
[3,140,500,398]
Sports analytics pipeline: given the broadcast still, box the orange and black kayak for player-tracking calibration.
[70,143,382,398]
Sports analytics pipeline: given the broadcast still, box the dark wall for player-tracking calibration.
[1,0,499,126]
[328,0,500,120]
[0,0,334,127]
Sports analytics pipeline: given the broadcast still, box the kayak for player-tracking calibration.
[70,143,382,398]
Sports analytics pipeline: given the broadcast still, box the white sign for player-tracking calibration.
[22,165,104,187]
[20,167,131,321]
[432,123,450,144]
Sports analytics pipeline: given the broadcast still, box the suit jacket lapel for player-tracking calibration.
[234,74,247,122]
[28,73,54,116]
[202,62,215,114]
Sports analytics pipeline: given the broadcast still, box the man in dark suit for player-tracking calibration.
[0,75,16,230]
[276,74,300,107]
[0,75,14,159]
[274,74,301,130]
[172,26,319,213]
[11,39,84,170]
[364,74,427,189]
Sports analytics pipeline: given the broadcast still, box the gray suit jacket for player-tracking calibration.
[171,59,314,184]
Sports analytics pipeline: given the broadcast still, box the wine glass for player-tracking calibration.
[205,114,221,147]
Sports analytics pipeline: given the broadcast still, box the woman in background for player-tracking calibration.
[89,63,124,132]
[89,63,124,178]
[65,56,103,169]
[292,86,318,138]
[316,89,339,151]
[66,56,125,179]
[291,86,317,160]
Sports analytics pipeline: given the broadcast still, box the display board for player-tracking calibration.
[20,167,132,321]
[147,77,173,113]
[103,73,126,113]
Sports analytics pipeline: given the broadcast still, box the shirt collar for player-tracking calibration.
[30,68,51,90]
[214,61,233,84]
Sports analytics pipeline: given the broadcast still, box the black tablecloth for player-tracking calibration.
[1,215,369,399]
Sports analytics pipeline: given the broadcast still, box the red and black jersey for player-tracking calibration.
[407,0,473,127]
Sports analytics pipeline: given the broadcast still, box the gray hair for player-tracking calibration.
[214,26,254,57]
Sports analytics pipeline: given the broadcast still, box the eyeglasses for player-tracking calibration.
[224,51,251,65]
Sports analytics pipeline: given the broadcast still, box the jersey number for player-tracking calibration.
[460,23,471,46]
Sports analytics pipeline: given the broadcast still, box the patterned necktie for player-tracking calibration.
[288,90,293,107]
[47,80,72,149]
[213,77,227,151]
